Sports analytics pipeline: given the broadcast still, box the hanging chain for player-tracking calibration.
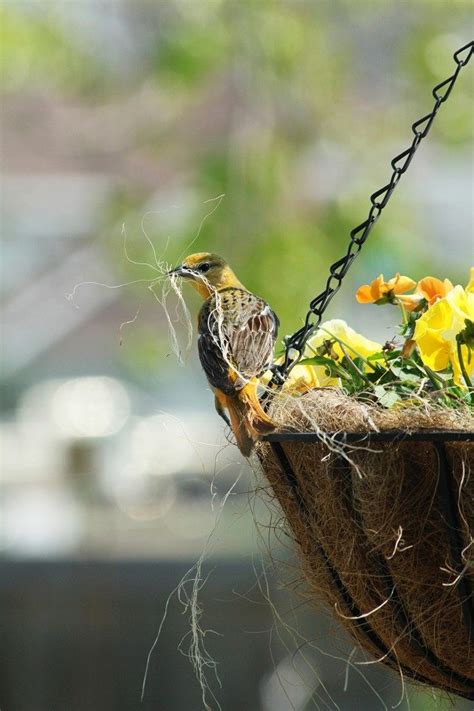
[271,39,473,385]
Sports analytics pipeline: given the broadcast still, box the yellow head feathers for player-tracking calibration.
[169,253,245,298]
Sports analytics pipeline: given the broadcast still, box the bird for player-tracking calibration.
[168,252,278,456]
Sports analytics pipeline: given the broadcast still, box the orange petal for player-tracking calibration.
[356,284,375,303]
[416,276,453,304]
[370,274,385,300]
[389,274,416,294]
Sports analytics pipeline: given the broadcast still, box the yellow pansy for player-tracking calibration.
[260,319,381,394]
[283,362,337,393]
[306,319,383,364]
[466,267,474,294]
[260,356,337,395]
[413,285,474,386]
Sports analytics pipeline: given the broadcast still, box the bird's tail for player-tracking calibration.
[224,380,275,457]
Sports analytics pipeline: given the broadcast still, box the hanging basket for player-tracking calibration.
[257,390,474,699]
[257,42,474,700]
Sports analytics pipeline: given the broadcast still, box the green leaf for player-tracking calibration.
[389,365,420,384]
[458,318,474,347]
[298,355,333,367]
[298,356,348,379]
[373,385,401,408]
[367,352,386,361]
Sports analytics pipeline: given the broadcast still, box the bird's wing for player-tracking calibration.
[198,288,278,393]
[229,301,278,381]
[198,324,231,394]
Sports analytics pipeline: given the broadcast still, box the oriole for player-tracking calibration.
[169,253,278,455]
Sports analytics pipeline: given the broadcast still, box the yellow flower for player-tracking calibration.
[261,319,381,394]
[467,267,474,294]
[413,285,474,386]
[356,273,416,304]
[282,362,335,393]
[398,276,453,312]
[261,354,337,395]
[306,319,382,363]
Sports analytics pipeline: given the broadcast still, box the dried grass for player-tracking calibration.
[257,388,474,699]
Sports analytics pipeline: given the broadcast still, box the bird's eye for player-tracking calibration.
[198,262,211,273]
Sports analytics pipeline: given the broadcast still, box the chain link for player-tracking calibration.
[270,40,473,385]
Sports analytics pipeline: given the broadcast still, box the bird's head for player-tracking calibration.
[168,252,244,298]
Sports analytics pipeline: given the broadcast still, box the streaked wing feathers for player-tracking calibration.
[198,288,278,394]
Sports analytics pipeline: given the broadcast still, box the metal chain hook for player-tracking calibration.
[269,39,473,386]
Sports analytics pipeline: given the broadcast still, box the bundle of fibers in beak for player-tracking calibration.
[257,388,474,699]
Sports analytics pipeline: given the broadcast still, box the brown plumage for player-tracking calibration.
[169,253,278,455]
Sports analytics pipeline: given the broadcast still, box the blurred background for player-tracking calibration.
[1,2,473,710]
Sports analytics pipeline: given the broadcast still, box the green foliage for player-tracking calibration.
[299,308,473,408]
[156,18,229,87]
[0,6,101,95]
[6,2,471,376]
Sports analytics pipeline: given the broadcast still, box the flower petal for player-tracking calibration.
[413,286,474,387]
[307,319,382,366]
[416,276,453,305]
[466,267,474,294]
[370,274,385,300]
[388,274,416,294]
[397,293,423,312]
[355,284,374,303]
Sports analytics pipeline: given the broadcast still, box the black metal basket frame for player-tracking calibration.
[262,430,474,699]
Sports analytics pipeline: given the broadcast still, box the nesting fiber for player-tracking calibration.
[258,389,474,698]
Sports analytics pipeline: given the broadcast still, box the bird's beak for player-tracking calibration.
[167,264,190,278]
